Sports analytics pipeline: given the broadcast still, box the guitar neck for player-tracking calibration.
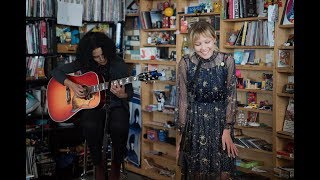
[90,75,139,93]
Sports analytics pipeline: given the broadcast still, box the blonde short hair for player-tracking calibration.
[189,20,218,51]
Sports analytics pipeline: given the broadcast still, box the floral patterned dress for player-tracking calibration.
[175,52,237,179]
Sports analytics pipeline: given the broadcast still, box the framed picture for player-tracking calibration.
[280,0,294,25]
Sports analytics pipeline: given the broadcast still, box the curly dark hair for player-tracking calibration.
[76,31,116,71]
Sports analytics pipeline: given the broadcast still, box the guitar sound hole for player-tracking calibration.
[82,86,92,100]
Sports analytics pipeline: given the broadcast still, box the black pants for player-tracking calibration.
[80,106,129,165]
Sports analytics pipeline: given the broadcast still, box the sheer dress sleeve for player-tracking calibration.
[175,57,188,133]
[224,53,237,130]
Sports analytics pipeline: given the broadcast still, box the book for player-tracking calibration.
[234,24,244,46]
[150,10,163,28]
[234,136,247,148]
[276,150,294,158]
[233,51,244,64]
[246,138,271,151]
[244,49,255,64]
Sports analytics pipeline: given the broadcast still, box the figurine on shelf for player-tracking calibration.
[156,91,166,112]
[213,1,221,13]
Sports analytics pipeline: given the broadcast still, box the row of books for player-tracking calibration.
[124,30,141,60]
[274,167,294,179]
[26,0,55,17]
[82,0,123,22]
[26,56,46,79]
[26,20,55,54]
[232,20,274,47]
[140,10,164,29]
[234,135,272,152]
[223,0,265,19]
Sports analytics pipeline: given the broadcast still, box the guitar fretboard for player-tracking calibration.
[90,75,139,93]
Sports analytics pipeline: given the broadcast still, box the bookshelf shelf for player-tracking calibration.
[224,45,274,49]
[126,13,139,17]
[236,166,274,179]
[276,155,294,161]
[278,45,294,50]
[237,88,273,94]
[238,146,273,155]
[234,125,272,134]
[223,17,268,22]
[236,65,273,71]
[178,12,220,17]
[278,24,294,29]
[26,77,48,81]
[143,139,175,148]
[26,17,56,21]
[125,163,172,180]
[143,44,176,48]
[142,109,175,116]
[82,20,114,24]
[125,59,176,66]
[144,80,176,85]
[277,93,294,98]
[143,28,177,32]
[143,122,175,131]
[276,67,294,73]
[276,131,294,140]
[238,107,273,115]
[144,153,176,165]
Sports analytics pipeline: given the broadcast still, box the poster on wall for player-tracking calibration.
[280,0,294,25]
[126,65,142,167]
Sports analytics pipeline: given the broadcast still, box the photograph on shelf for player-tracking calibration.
[127,131,141,167]
[278,50,291,67]
[280,0,294,25]
[153,90,166,112]
[282,98,294,134]
[127,90,142,167]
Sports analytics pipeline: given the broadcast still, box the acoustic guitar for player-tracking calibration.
[47,70,161,122]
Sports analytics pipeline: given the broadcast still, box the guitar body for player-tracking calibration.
[47,71,106,122]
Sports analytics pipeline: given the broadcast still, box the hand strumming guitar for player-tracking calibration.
[64,78,85,98]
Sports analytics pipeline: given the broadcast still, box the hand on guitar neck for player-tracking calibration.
[110,80,128,99]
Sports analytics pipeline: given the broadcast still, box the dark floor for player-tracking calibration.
[71,170,150,180]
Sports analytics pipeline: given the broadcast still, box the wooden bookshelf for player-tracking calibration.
[125,59,176,66]
[236,65,273,71]
[276,67,294,73]
[276,131,294,140]
[236,166,274,179]
[277,93,294,98]
[234,125,272,134]
[223,17,268,22]
[278,45,294,50]
[143,28,177,32]
[179,12,220,17]
[224,45,274,49]
[220,1,296,176]
[237,88,273,94]
[273,1,294,172]
[142,44,176,48]
[238,107,273,115]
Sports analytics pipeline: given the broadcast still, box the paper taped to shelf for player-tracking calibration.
[57,0,83,26]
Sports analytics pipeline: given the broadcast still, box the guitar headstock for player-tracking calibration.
[138,70,162,81]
